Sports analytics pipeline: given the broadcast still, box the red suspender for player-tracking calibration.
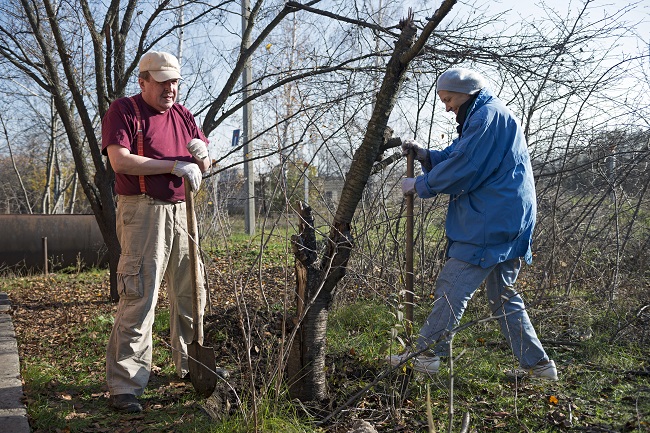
[128,97,146,194]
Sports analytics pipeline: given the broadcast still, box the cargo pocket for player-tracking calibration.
[117,254,144,299]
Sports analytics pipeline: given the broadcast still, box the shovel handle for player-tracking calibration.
[184,180,203,345]
[405,150,414,334]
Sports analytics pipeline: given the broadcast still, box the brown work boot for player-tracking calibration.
[110,394,143,413]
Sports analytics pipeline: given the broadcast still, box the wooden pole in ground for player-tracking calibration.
[405,150,414,333]
[42,237,48,275]
[398,149,416,403]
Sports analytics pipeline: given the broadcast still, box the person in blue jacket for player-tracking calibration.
[388,68,557,380]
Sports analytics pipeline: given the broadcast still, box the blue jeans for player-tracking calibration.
[416,257,548,369]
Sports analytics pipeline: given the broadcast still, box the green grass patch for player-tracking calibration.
[205,397,322,433]
[326,297,649,432]
[327,301,396,358]
[206,227,293,270]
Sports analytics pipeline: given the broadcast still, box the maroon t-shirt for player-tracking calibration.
[101,94,208,202]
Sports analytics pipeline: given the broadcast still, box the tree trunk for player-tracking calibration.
[91,156,120,301]
[288,203,331,401]
[287,11,422,402]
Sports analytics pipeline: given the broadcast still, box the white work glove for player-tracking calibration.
[186,138,209,161]
[171,161,202,191]
[402,178,416,195]
[401,139,428,161]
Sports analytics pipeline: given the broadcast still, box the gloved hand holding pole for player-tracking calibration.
[401,139,428,161]
[171,161,202,191]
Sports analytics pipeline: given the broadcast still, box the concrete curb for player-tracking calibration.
[0,292,31,433]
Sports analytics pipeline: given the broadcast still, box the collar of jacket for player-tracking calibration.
[455,92,481,137]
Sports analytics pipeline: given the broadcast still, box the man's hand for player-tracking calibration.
[186,139,209,161]
[402,178,416,195]
[401,139,428,161]
[171,161,202,191]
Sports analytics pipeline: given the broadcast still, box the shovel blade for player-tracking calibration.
[188,341,217,397]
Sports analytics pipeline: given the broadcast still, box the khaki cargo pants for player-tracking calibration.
[106,194,205,396]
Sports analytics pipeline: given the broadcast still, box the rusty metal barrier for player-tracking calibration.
[0,215,107,272]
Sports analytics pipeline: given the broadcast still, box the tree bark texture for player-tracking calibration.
[288,203,330,400]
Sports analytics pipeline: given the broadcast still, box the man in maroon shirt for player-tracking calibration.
[102,51,224,413]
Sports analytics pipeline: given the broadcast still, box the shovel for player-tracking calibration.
[184,180,218,397]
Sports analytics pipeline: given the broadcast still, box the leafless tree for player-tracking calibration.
[286,0,460,402]
[0,114,33,213]
[0,0,338,299]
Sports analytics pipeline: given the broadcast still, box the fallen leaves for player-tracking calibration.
[547,409,572,428]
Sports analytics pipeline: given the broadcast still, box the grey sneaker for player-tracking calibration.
[387,352,441,374]
[505,360,558,381]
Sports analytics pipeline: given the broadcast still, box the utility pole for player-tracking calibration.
[242,0,255,235]
[177,0,184,65]
[177,0,185,98]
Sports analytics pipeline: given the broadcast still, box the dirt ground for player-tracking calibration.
[7,263,383,432]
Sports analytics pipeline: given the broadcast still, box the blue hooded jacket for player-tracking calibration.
[414,88,536,268]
